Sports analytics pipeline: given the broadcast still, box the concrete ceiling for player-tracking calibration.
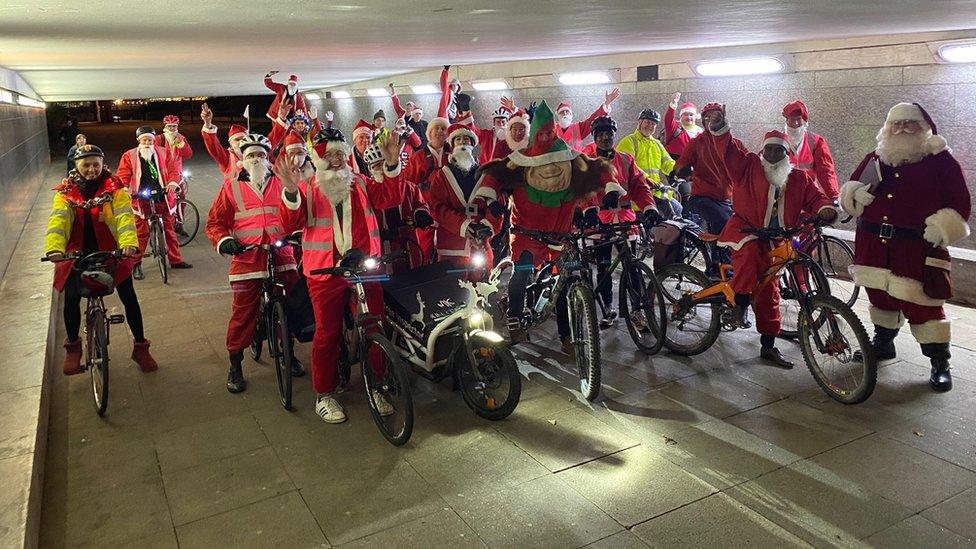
[3,1,976,101]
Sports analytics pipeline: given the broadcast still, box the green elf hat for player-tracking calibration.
[508,100,579,167]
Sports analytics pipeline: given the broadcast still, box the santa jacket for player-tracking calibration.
[556,104,609,152]
[674,127,743,203]
[788,131,839,199]
[115,145,179,217]
[264,75,307,121]
[841,149,971,306]
[201,126,241,179]
[579,144,657,224]
[712,138,834,250]
[472,126,514,164]
[663,104,703,158]
[404,145,450,196]
[154,133,193,176]
[427,165,501,260]
[205,174,297,282]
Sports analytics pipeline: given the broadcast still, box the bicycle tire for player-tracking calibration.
[567,281,602,401]
[270,301,293,411]
[90,311,109,416]
[813,235,860,308]
[779,261,831,339]
[799,294,877,404]
[152,221,169,284]
[452,332,522,420]
[176,199,200,247]
[362,333,414,446]
[683,231,712,274]
[619,261,667,355]
[656,263,721,356]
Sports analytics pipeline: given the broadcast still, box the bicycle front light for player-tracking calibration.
[471,252,486,268]
[469,311,484,326]
[182,170,191,178]
[275,239,284,248]
[364,257,379,271]
[140,189,151,198]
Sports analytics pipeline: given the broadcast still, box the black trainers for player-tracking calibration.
[171,262,193,269]
[599,309,619,329]
[291,356,307,378]
[760,346,794,369]
[227,352,246,393]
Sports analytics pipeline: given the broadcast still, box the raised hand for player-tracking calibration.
[500,96,517,113]
[671,92,681,106]
[388,82,396,95]
[266,70,279,78]
[308,106,318,120]
[201,103,213,126]
[605,87,621,106]
[380,132,402,164]
[274,152,301,191]
[277,99,292,121]
[326,110,334,122]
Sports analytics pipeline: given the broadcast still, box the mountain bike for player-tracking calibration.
[136,188,170,284]
[173,171,200,246]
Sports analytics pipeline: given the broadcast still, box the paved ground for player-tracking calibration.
[37,122,976,548]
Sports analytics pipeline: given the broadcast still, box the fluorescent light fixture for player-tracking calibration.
[305,92,321,100]
[331,90,351,99]
[0,90,12,104]
[17,95,45,108]
[471,80,508,91]
[367,88,389,97]
[411,84,439,94]
[695,57,784,77]
[938,42,976,64]
[557,71,612,85]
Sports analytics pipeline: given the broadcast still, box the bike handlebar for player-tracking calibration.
[738,216,827,240]
[309,252,404,277]
[513,226,581,247]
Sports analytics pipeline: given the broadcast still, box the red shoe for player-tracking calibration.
[63,340,83,376]
[131,340,158,373]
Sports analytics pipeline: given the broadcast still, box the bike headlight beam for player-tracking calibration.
[471,252,486,268]
[364,257,379,270]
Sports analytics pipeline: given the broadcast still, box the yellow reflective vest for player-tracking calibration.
[45,181,139,255]
[616,130,676,185]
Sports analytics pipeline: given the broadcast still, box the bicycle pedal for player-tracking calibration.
[109,314,126,324]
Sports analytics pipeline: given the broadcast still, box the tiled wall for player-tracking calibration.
[312,63,976,248]
[0,104,50,281]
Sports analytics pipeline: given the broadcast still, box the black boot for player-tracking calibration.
[854,326,899,362]
[227,352,247,393]
[290,354,306,377]
[732,294,752,329]
[921,343,952,392]
[760,334,794,369]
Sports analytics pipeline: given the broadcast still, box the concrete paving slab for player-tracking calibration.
[655,367,784,419]
[337,508,485,549]
[592,388,715,442]
[582,529,651,549]
[64,472,173,548]
[154,414,270,474]
[864,515,975,548]
[883,411,976,472]
[0,455,35,549]
[921,487,976,540]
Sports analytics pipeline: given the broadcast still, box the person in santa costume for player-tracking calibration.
[389,82,429,148]
[841,102,971,391]
[46,144,158,375]
[359,141,433,272]
[200,102,248,180]
[350,119,374,174]
[155,115,193,182]
[711,126,837,368]
[264,70,307,121]
[478,101,617,354]
[392,116,423,167]
[279,129,405,423]
[487,107,532,263]
[782,101,839,199]
[269,103,322,153]
[468,106,515,164]
[205,134,306,393]
[580,116,662,328]
[663,92,704,161]
[438,65,472,125]
[426,124,502,269]
[553,88,621,152]
[115,125,192,277]
[404,116,451,263]
[673,103,742,277]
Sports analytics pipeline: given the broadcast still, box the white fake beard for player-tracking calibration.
[493,126,506,140]
[316,165,353,204]
[244,158,270,188]
[298,160,315,181]
[450,145,476,173]
[164,129,178,143]
[138,145,154,160]
[876,126,931,167]
[557,114,573,129]
[761,156,793,189]
[785,123,806,147]
[286,83,297,95]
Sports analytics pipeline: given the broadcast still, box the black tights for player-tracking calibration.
[507,250,570,339]
[64,275,145,343]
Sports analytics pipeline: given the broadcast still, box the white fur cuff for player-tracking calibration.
[383,162,402,178]
[910,319,951,344]
[839,180,869,217]
[282,188,302,210]
[924,208,970,248]
[202,125,218,134]
[605,182,626,196]
[869,306,905,330]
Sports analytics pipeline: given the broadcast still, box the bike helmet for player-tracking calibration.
[238,133,272,156]
[73,144,105,160]
[163,114,180,125]
[491,107,511,120]
[313,127,346,145]
[638,109,661,123]
[362,143,384,167]
[591,116,617,134]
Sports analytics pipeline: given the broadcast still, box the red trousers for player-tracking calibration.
[226,270,299,353]
[307,276,385,394]
[416,228,435,265]
[866,288,948,343]
[135,200,184,264]
[731,240,781,336]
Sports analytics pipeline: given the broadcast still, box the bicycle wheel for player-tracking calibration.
[152,221,169,284]
[567,281,601,401]
[779,261,831,339]
[452,332,522,420]
[362,333,414,446]
[176,199,200,247]
[270,301,293,410]
[619,261,667,355]
[656,263,721,356]
[811,235,859,308]
[89,311,109,416]
[799,294,877,404]
[683,232,711,274]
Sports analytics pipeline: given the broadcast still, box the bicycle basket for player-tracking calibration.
[80,270,116,297]
[651,220,684,269]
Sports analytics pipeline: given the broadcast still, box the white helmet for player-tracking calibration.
[362,143,384,166]
[238,133,272,156]
[491,108,511,120]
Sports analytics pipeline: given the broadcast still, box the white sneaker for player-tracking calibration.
[315,394,347,424]
[370,389,395,417]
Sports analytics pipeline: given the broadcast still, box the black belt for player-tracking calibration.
[858,219,923,240]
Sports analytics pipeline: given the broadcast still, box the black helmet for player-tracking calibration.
[639,109,661,122]
[591,115,617,134]
[314,127,346,144]
[73,144,105,160]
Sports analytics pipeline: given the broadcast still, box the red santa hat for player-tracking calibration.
[163,114,180,126]
[404,101,421,115]
[679,102,698,116]
[507,109,529,128]
[782,100,809,121]
[555,101,572,114]
[288,74,299,84]
[448,123,479,147]
[885,102,948,154]
[762,130,790,149]
[700,103,723,116]
[352,119,373,140]
[283,131,306,153]
[228,124,247,140]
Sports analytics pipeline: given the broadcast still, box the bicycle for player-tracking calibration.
[245,238,299,410]
[509,226,602,401]
[581,220,667,355]
[136,188,170,284]
[310,253,414,446]
[42,250,127,416]
[657,218,877,404]
[173,171,200,247]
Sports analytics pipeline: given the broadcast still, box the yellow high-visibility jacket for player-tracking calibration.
[45,176,139,255]
[616,130,676,185]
